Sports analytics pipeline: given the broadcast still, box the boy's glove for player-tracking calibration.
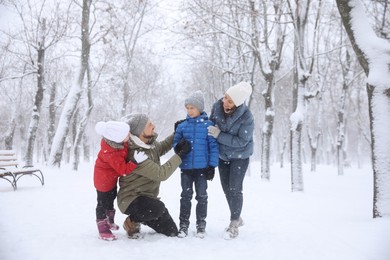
[207,125,221,138]
[174,139,191,158]
[205,166,215,181]
[134,151,147,164]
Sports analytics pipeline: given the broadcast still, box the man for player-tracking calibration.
[117,113,190,238]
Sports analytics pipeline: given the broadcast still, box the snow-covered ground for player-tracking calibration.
[1,157,389,260]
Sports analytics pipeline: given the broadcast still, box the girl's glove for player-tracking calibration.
[134,151,147,164]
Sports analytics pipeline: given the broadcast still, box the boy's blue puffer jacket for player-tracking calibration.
[173,112,219,170]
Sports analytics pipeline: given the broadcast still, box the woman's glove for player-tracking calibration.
[134,151,148,164]
[207,125,221,138]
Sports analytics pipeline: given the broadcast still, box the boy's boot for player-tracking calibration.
[106,209,120,230]
[97,218,117,241]
[123,216,141,239]
[178,226,188,238]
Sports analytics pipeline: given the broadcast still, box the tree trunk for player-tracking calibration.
[73,64,94,170]
[25,18,46,166]
[337,49,352,175]
[290,0,312,192]
[49,0,91,167]
[83,131,91,163]
[336,0,390,217]
[336,81,347,176]
[280,137,287,168]
[307,118,321,172]
[261,76,275,181]
[290,80,305,192]
[47,82,57,156]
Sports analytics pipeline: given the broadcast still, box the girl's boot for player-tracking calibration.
[97,218,117,241]
[106,209,120,230]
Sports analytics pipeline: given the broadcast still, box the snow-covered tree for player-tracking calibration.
[49,0,91,167]
[336,0,390,217]
[247,0,288,181]
[287,0,321,191]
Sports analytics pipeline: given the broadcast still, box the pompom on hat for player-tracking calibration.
[225,81,252,106]
[95,121,130,143]
[122,113,149,137]
[185,90,205,112]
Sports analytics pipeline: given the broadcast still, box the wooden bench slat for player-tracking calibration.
[0,155,17,160]
[0,163,19,168]
[0,150,16,155]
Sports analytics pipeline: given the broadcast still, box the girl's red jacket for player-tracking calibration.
[94,139,137,192]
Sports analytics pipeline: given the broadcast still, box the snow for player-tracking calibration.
[1,159,389,260]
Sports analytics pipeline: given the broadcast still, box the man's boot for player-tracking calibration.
[123,216,141,239]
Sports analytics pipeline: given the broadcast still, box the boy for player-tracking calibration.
[173,91,219,238]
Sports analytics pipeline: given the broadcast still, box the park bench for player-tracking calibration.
[0,150,44,191]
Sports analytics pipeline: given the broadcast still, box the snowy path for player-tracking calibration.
[0,161,389,260]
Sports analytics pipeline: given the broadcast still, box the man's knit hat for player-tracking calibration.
[225,81,252,106]
[123,113,149,137]
[95,121,130,143]
[184,90,204,113]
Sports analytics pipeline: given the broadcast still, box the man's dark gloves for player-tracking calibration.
[174,119,186,132]
[174,138,191,158]
[205,166,215,181]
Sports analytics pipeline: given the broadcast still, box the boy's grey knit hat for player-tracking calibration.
[184,90,204,113]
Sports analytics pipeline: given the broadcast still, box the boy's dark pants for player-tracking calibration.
[179,169,208,230]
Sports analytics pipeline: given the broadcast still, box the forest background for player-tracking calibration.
[0,0,389,214]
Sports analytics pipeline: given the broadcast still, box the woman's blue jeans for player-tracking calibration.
[218,158,249,221]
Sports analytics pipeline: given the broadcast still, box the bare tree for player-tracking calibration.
[336,0,390,217]
[6,1,70,164]
[117,1,149,118]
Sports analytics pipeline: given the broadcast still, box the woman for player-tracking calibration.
[208,81,254,240]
